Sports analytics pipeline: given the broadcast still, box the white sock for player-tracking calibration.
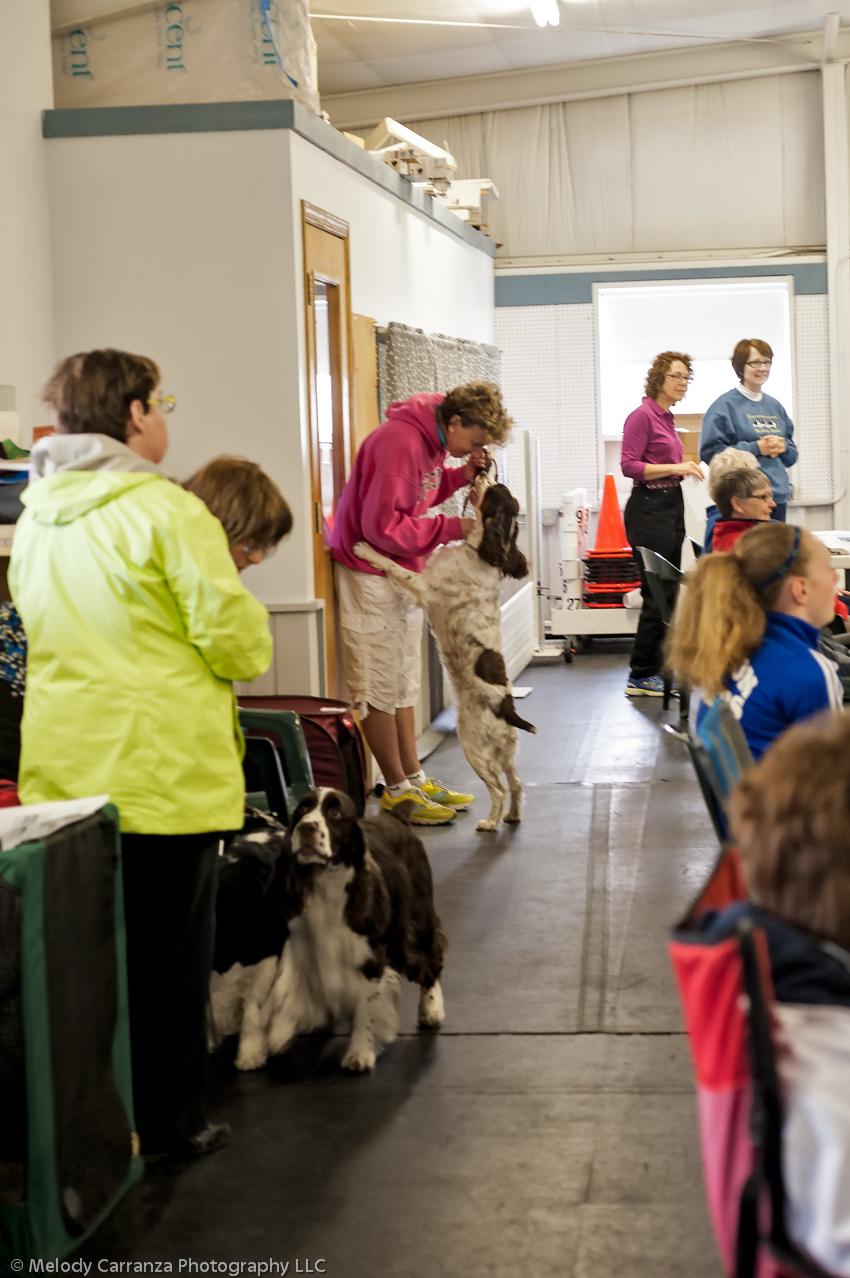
[406,769,427,788]
[387,778,412,798]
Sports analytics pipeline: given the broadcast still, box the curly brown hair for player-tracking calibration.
[44,349,160,443]
[438,381,513,446]
[730,712,850,948]
[644,352,692,401]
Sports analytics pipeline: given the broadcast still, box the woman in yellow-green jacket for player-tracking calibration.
[10,349,273,1158]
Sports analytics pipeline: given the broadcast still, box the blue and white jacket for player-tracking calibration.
[696,612,843,760]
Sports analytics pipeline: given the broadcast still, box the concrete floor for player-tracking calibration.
[80,646,725,1277]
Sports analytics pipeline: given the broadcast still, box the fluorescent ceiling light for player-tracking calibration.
[312,13,528,27]
[530,0,559,26]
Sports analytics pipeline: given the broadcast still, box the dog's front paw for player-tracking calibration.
[503,811,521,824]
[341,1045,376,1073]
[352,541,375,562]
[235,1036,268,1071]
[267,1017,296,1056]
[418,983,445,1029]
[476,818,499,832]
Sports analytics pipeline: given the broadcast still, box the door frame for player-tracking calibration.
[302,200,355,694]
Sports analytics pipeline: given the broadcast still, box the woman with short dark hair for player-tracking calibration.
[12,348,273,1159]
[700,338,798,523]
[620,351,704,696]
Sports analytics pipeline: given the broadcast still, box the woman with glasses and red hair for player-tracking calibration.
[620,351,704,697]
[700,339,798,530]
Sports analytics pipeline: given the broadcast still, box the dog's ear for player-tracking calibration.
[478,505,513,571]
[504,541,528,580]
[345,854,392,938]
[478,487,527,578]
[336,816,366,868]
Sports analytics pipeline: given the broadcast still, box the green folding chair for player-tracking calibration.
[637,545,690,720]
[238,708,314,820]
[242,735,290,824]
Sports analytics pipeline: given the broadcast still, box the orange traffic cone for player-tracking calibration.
[591,474,630,554]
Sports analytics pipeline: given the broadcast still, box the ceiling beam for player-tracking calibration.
[322,28,850,130]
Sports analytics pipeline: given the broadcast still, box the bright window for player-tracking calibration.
[595,278,795,440]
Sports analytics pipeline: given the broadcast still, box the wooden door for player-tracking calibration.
[303,201,353,696]
[351,313,380,455]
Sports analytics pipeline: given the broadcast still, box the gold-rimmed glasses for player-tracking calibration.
[148,393,177,415]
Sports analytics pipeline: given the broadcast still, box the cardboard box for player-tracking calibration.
[674,413,703,464]
[53,0,319,115]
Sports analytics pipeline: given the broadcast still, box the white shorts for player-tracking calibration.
[335,562,424,718]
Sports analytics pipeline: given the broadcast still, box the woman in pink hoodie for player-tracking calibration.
[332,382,512,825]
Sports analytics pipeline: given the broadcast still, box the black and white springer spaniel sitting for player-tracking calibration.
[210,789,447,1073]
[354,470,535,831]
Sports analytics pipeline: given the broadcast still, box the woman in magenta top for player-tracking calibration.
[621,352,703,696]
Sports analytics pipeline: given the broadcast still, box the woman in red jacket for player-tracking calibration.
[331,382,512,825]
[710,465,775,552]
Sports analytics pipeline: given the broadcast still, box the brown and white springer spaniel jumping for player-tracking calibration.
[210,789,446,1073]
[354,472,535,831]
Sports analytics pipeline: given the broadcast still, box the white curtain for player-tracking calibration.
[410,71,825,258]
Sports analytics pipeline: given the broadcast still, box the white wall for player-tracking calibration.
[410,72,825,262]
[288,133,494,345]
[0,0,55,442]
[47,128,308,603]
[46,126,494,611]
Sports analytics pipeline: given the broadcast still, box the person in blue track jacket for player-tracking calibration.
[667,521,842,760]
[700,339,797,545]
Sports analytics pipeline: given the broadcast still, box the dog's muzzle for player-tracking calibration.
[292,819,332,865]
[473,467,496,501]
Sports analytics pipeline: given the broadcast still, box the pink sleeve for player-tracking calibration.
[432,464,469,507]
[620,407,649,482]
[360,473,464,558]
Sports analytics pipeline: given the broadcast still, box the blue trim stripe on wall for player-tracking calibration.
[495,263,827,306]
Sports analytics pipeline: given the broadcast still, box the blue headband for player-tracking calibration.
[755,526,802,591]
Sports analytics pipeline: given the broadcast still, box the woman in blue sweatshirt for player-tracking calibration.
[700,338,797,527]
[667,522,842,759]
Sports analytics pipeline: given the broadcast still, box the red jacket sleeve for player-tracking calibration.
[360,472,463,558]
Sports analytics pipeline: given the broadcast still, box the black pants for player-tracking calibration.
[624,485,685,680]
[121,833,220,1152]
[0,680,22,781]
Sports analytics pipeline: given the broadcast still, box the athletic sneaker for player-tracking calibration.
[625,674,665,696]
[380,787,457,825]
[419,776,475,811]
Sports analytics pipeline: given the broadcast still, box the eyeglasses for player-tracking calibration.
[666,373,692,383]
[749,493,774,504]
[148,393,177,415]
[241,543,275,560]
[745,360,772,370]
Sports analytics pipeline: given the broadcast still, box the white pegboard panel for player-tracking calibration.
[495,304,598,510]
[793,293,833,505]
